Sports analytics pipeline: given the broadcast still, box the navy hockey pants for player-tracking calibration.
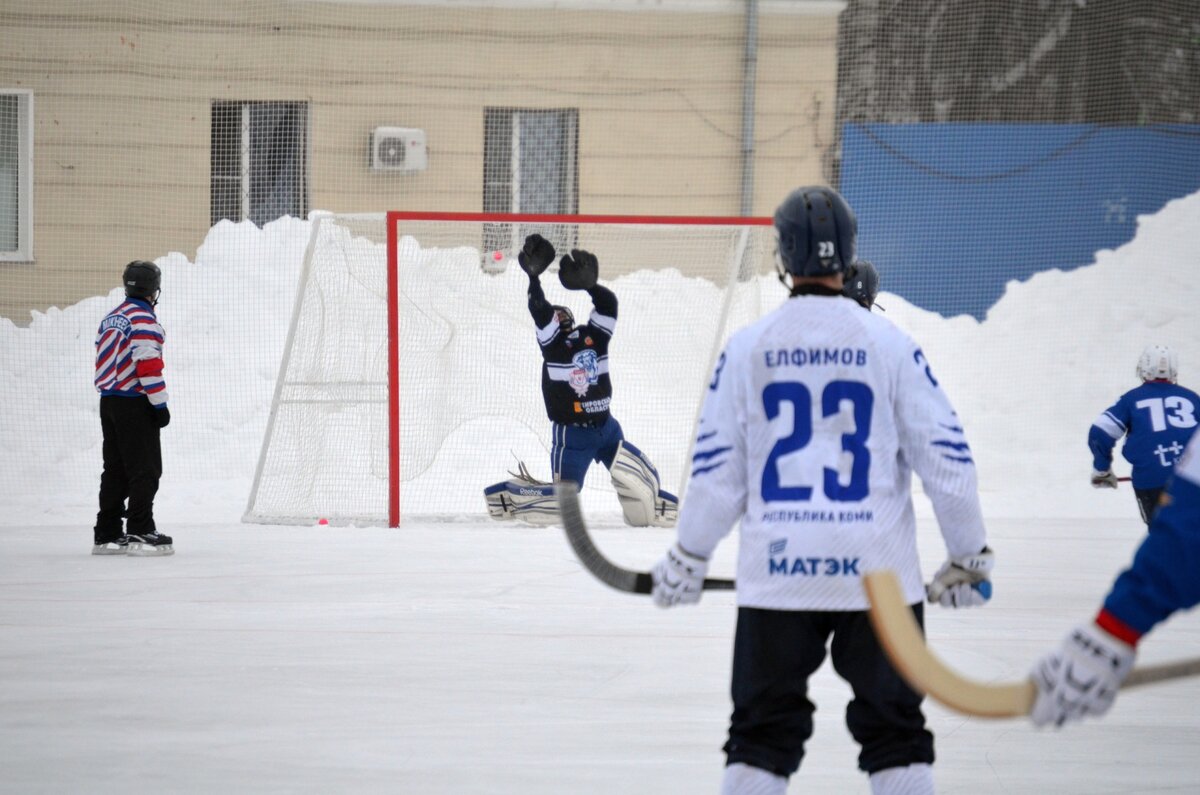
[723,605,934,777]
[550,416,624,486]
[95,395,162,540]
[1135,487,1164,525]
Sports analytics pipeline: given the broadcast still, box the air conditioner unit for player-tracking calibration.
[370,127,427,172]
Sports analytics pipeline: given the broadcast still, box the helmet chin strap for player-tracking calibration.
[773,249,789,287]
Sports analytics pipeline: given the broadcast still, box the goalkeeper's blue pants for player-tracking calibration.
[550,415,624,486]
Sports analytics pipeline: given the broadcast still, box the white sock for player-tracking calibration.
[721,762,787,795]
[869,763,934,795]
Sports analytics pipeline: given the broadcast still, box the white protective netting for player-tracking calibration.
[4,2,1199,527]
[245,214,779,525]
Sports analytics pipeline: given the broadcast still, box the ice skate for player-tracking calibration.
[127,531,174,556]
[91,535,129,555]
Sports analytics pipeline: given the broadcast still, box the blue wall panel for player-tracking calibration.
[839,124,1200,319]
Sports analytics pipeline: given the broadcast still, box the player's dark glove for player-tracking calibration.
[558,249,599,291]
[518,234,556,277]
[156,406,171,428]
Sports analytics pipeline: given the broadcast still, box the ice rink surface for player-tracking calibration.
[3,513,1199,794]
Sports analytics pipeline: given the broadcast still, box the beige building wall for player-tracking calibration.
[0,0,839,321]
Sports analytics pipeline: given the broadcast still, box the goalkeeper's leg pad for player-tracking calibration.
[484,481,517,521]
[484,479,560,525]
[609,441,677,527]
[654,489,679,528]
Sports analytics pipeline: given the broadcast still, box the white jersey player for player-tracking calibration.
[651,186,994,795]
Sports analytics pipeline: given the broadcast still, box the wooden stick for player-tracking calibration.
[863,570,1200,718]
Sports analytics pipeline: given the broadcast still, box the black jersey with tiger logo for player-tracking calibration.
[527,275,617,426]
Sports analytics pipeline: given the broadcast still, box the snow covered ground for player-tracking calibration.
[2,515,1199,793]
[2,191,1199,791]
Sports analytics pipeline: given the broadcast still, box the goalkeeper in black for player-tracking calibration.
[485,233,677,527]
[521,233,621,483]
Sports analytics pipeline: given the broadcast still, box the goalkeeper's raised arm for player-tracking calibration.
[518,231,557,329]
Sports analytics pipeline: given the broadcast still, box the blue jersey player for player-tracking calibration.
[1088,345,1199,523]
[1032,429,1200,727]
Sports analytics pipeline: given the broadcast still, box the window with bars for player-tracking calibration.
[482,107,578,255]
[211,101,308,227]
[0,90,33,262]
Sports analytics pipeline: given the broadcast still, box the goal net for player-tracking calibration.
[244,212,779,526]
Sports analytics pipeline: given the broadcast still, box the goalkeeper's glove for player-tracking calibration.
[518,234,556,277]
[558,249,599,291]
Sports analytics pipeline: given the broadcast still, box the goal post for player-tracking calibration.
[244,211,778,527]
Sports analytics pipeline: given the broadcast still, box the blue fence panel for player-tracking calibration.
[839,123,1200,319]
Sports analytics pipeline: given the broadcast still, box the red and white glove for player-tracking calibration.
[651,543,708,608]
[1091,469,1119,489]
[1030,621,1136,728]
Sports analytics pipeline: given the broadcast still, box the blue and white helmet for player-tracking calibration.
[773,186,857,280]
[1137,344,1178,383]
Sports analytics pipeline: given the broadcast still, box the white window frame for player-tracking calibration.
[0,89,33,262]
[211,100,309,227]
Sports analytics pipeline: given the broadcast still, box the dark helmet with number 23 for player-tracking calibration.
[773,186,857,280]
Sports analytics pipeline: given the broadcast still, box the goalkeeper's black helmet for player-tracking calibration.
[123,260,161,302]
[551,305,574,334]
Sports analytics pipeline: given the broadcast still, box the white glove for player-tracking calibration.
[1030,622,1136,728]
[925,546,994,608]
[1091,469,1119,489]
[651,543,708,608]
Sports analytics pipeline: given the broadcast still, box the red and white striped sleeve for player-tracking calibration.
[129,311,168,408]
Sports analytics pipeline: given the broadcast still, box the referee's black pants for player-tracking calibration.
[723,604,934,778]
[94,395,161,541]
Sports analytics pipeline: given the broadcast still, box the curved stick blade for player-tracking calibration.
[556,482,735,594]
[864,570,1200,719]
[558,481,651,594]
[863,570,1035,717]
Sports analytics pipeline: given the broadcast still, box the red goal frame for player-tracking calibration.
[384,211,772,526]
